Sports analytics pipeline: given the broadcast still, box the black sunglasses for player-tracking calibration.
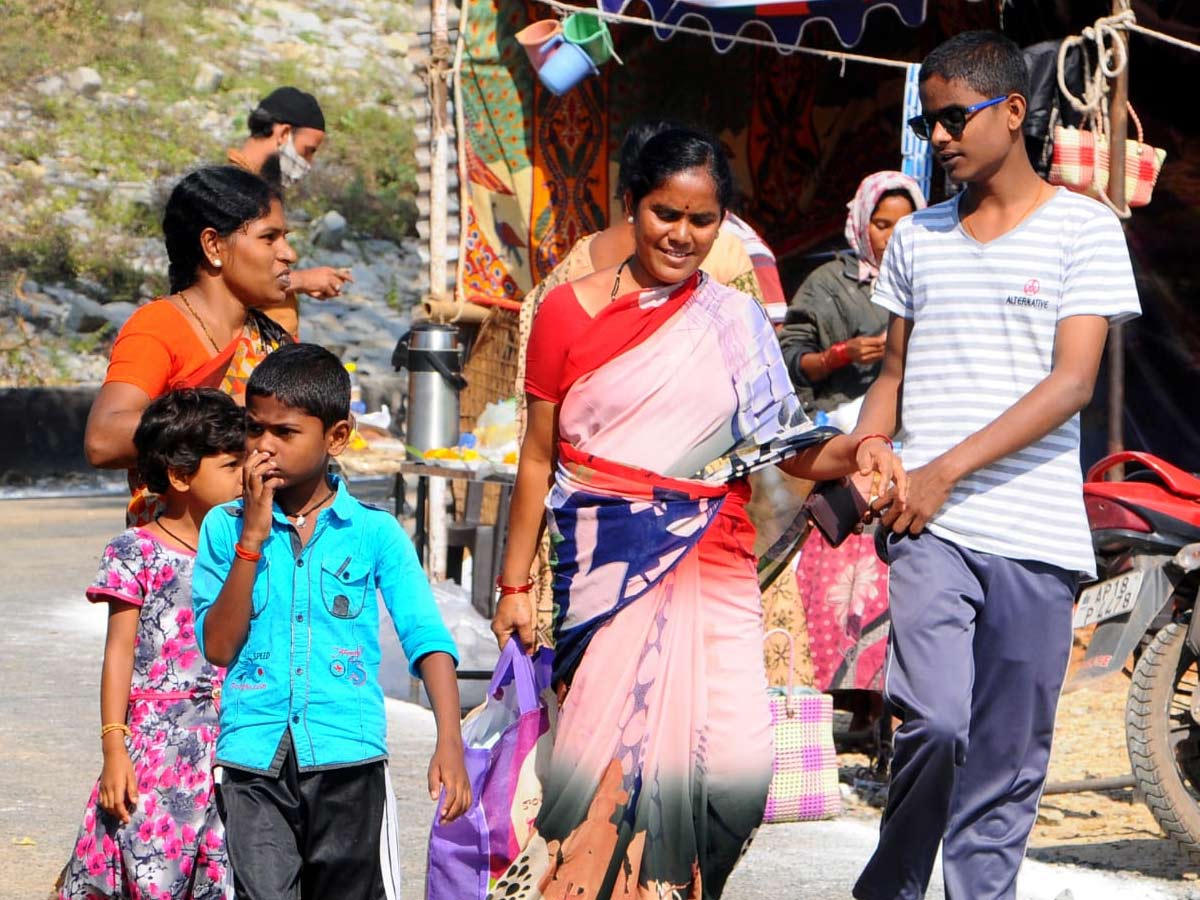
[907,95,1007,141]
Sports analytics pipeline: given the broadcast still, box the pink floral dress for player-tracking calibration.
[59,529,232,900]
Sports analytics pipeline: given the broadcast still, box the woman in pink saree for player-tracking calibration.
[490,129,904,899]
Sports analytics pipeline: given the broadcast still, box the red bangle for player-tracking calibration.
[823,341,852,371]
[855,433,894,454]
[496,577,535,597]
[234,543,262,563]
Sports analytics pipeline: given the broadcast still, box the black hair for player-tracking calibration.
[919,30,1030,100]
[162,165,281,294]
[246,343,350,429]
[874,187,919,215]
[247,105,280,138]
[616,120,678,200]
[625,127,734,214]
[134,388,246,495]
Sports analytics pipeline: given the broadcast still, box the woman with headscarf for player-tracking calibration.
[778,171,925,735]
[780,171,926,427]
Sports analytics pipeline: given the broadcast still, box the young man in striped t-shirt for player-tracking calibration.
[852,31,1140,900]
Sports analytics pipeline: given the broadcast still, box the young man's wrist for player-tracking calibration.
[932,450,969,485]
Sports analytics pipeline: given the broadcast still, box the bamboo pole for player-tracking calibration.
[1106,2,1130,473]
[427,0,452,579]
[421,298,490,324]
[429,0,451,303]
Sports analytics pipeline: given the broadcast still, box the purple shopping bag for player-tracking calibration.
[425,642,554,900]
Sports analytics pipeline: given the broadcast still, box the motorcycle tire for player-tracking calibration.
[1126,621,1200,863]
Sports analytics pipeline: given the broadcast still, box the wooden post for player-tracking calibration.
[428,477,448,581]
[427,0,451,577]
[1105,4,1130,474]
[429,0,451,305]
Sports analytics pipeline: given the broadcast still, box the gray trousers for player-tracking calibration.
[853,531,1077,900]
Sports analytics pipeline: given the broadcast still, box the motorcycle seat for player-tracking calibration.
[1087,451,1200,500]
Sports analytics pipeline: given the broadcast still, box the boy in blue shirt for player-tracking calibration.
[194,343,470,900]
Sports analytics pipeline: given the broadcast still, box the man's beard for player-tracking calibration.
[259,153,285,192]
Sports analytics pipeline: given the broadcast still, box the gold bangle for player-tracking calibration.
[100,723,131,739]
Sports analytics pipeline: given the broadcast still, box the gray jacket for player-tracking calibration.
[778,253,889,413]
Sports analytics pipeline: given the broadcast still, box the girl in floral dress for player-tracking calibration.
[60,389,246,900]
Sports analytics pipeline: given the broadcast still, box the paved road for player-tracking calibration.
[1,496,1194,899]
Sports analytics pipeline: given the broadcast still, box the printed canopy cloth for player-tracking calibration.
[456,0,946,307]
[601,0,929,52]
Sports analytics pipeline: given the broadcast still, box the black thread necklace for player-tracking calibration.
[288,488,335,528]
[154,516,197,553]
[609,256,632,302]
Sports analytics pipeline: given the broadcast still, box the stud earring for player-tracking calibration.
[626,216,634,224]
[210,259,222,269]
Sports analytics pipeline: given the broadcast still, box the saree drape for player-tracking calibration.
[490,275,834,899]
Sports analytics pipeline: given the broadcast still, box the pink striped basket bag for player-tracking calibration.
[762,627,842,823]
[1049,102,1166,210]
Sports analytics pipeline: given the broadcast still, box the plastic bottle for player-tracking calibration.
[345,362,366,415]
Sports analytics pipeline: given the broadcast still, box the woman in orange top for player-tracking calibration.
[84,165,296,522]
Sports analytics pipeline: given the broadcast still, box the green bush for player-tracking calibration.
[0,0,420,287]
[293,104,419,244]
[0,226,78,284]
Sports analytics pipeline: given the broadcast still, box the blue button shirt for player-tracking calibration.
[193,477,457,773]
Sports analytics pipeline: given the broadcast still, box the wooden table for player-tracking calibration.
[337,450,515,688]
[335,450,516,612]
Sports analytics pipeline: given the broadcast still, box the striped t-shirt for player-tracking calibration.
[874,188,1140,576]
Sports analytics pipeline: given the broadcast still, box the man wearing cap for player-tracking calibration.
[227,86,352,338]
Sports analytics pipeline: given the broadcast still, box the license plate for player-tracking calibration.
[1073,570,1145,629]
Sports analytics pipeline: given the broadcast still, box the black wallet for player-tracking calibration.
[802,477,869,548]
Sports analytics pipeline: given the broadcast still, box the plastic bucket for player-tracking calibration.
[516,19,563,71]
[563,12,613,66]
[536,41,597,96]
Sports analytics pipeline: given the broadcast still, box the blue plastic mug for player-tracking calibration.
[536,41,597,96]
[516,19,564,72]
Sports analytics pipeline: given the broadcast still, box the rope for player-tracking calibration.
[1053,8,1137,217]
[1126,21,1200,56]
[534,0,913,70]
[1056,9,1133,118]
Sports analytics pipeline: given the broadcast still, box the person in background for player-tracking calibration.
[779,171,925,428]
[779,171,925,742]
[227,86,352,338]
[59,388,245,900]
[84,166,293,525]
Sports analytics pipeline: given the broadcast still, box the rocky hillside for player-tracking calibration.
[0,0,433,388]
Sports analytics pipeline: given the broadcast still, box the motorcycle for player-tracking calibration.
[1067,451,1200,861]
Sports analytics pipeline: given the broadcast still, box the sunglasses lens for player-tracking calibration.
[939,109,967,135]
[908,115,931,140]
